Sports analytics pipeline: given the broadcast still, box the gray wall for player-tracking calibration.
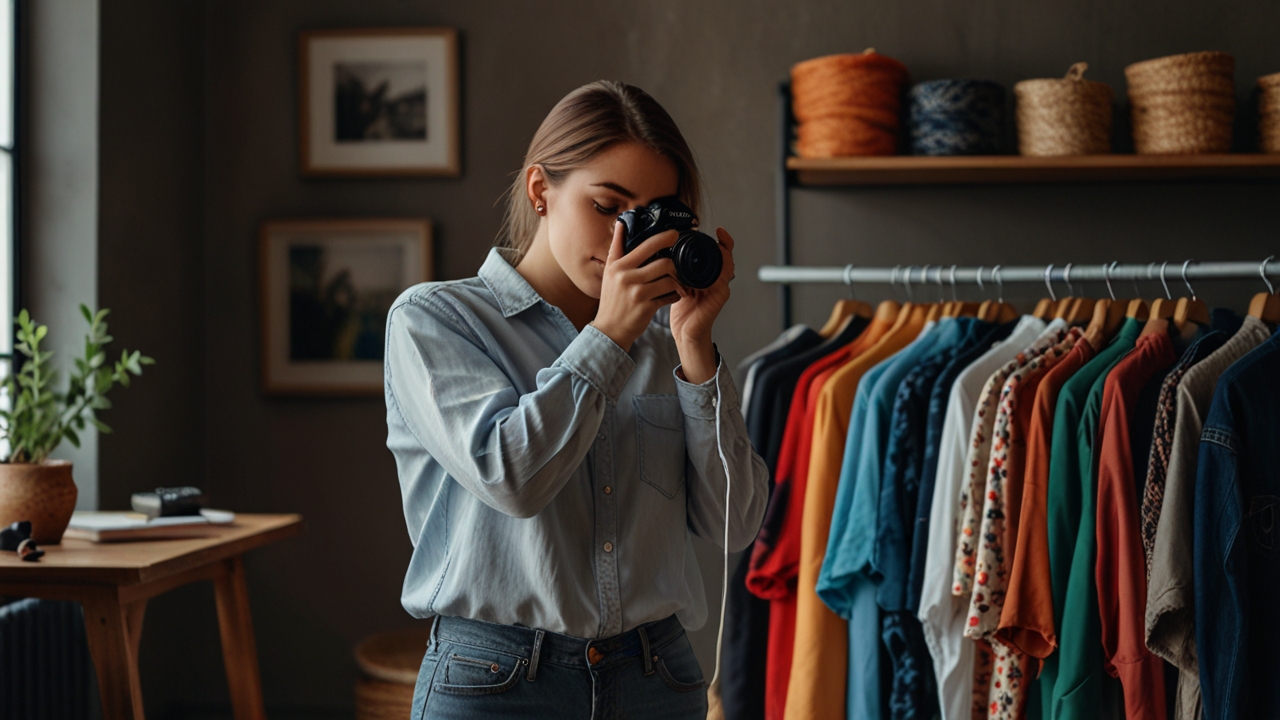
[88,0,1279,716]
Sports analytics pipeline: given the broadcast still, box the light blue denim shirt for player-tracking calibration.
[384,248,769,639]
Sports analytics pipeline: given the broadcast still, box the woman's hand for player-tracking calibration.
[669,228,735,384]
[590,220,682,353]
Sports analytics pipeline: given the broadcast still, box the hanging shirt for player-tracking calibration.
[784,305,928,720]
[761,317,872,473]
[877,317,977,720]
[1050,317,1142,720]
[1094,331,1176,720]
[741,324,813,419]
[1039,317,1140,720]
[967,329,1078,720]
[996,336,1095,662]
[908,320,1014,616]
[746,309,896,720]
[1194,328,1280,720]
[385,248,770,640]
[1145,316,1272,720]
[918,316,1050,720]
[725,323,827,720]
[1138,331,1227,577]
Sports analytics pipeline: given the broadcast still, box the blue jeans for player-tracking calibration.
[412,614,708,719]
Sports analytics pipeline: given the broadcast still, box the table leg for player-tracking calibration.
[82,588,146,720]
[214,555,266,720]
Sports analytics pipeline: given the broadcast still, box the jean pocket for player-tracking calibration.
[634,394,687,499]
[652,633,706,693]
[433,645,527,697]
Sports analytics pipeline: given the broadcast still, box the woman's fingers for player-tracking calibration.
[715,227,735,252]
[605,220,626,266]
[643,275,682,302]
[634,257,678,283]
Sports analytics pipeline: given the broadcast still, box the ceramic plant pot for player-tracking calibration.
[0,460,78,544]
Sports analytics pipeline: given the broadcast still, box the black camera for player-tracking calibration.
[617,197,722,289]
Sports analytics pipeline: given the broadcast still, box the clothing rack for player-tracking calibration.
[757,259,1280,288]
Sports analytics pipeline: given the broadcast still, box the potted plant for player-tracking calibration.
[0,306,153,543]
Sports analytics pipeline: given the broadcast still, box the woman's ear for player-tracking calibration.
[525,165,548,214]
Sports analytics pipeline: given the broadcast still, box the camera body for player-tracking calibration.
[617,197,722,289]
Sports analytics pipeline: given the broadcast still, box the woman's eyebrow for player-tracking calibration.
[590,181,636,199]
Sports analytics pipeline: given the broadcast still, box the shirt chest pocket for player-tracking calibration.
[633,394,687,499]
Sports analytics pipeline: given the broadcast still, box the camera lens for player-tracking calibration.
[672,232,722,289]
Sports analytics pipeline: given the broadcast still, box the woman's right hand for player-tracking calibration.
[590,220,681,352]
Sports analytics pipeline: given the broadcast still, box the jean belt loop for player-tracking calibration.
[428,615,440,652]
[638,624,654,676]
[526,629,546,682]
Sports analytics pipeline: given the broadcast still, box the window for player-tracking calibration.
[0,0,13,358]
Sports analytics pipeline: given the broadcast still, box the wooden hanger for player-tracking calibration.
[1034,264,1060,320]
[1147,261,1177,322]
[818,265,875,337]
[1173,260,1210,329]
[1249,256,1280,323]
[976,265,1019,323]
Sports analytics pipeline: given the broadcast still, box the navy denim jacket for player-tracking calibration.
[1194,328,1280,720]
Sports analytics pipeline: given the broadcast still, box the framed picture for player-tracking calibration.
[259,219,433,396]
[299,28,459,177]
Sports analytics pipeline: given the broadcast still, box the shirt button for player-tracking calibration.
[604,486,612,494]
[598,433,606,441]
[603,542,614,553]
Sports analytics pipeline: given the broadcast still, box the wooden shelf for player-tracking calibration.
[787,153,1280,185]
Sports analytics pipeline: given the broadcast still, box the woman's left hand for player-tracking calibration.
[669,227,735,384]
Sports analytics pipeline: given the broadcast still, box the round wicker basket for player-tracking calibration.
[1257,72,1280,153]
[1014,63,1113,156]
[791,49,909,157]
[1125,51,1235,154]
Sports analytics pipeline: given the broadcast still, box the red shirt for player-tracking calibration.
[1095,331,1175,720]
[746,312,892,720]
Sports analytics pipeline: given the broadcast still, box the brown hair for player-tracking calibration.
[497,80,701,262]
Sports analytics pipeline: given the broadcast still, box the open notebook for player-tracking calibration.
[64,509,236,542]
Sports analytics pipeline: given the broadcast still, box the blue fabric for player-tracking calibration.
[874,318,974,720]
[412,613,706,719]
[909,320,1013,615]
[817,320,943,720]
[1194,329,1280,720]
[385,248,770,639]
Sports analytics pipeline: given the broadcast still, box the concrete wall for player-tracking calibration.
[84,0,1280,716]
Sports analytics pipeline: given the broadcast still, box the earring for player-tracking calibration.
[535,203,546,215]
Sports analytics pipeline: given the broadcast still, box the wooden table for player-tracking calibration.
[0,513,303,720]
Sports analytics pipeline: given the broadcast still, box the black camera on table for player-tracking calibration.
[617,197,722,289]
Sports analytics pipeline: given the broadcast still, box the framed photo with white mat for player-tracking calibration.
[300,27,459,176]
[259,218,432,396]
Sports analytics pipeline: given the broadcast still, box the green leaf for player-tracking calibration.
[65,428,80,447]
[34,325,48,341]
[90,395,112,410]
[80,304,92,323]
[91,417,112,434]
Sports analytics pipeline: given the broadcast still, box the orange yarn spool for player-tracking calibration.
[791,49,909,157]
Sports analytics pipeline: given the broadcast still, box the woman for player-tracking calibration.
[385,80,769,719]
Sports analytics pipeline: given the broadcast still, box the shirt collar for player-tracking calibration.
[479,247,543,318]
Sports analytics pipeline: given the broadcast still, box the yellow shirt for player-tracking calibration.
[785,304,929,720]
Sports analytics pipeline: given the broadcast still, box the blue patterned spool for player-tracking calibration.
[907,79,1007,155]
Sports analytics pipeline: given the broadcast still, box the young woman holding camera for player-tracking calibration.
[384,80,769,718]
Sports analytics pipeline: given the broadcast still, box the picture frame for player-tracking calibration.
[259,218,433,396]
[299,27,460,177]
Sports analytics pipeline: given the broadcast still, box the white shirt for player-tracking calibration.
[917,316,1057,720]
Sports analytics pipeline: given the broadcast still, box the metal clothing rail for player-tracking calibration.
[758,259,1280,289]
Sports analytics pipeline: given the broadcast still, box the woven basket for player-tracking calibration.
[1258,72,1280,153]
[791,49,909,157]
[1125,51,1235,154]
[1014,63,1113,156]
